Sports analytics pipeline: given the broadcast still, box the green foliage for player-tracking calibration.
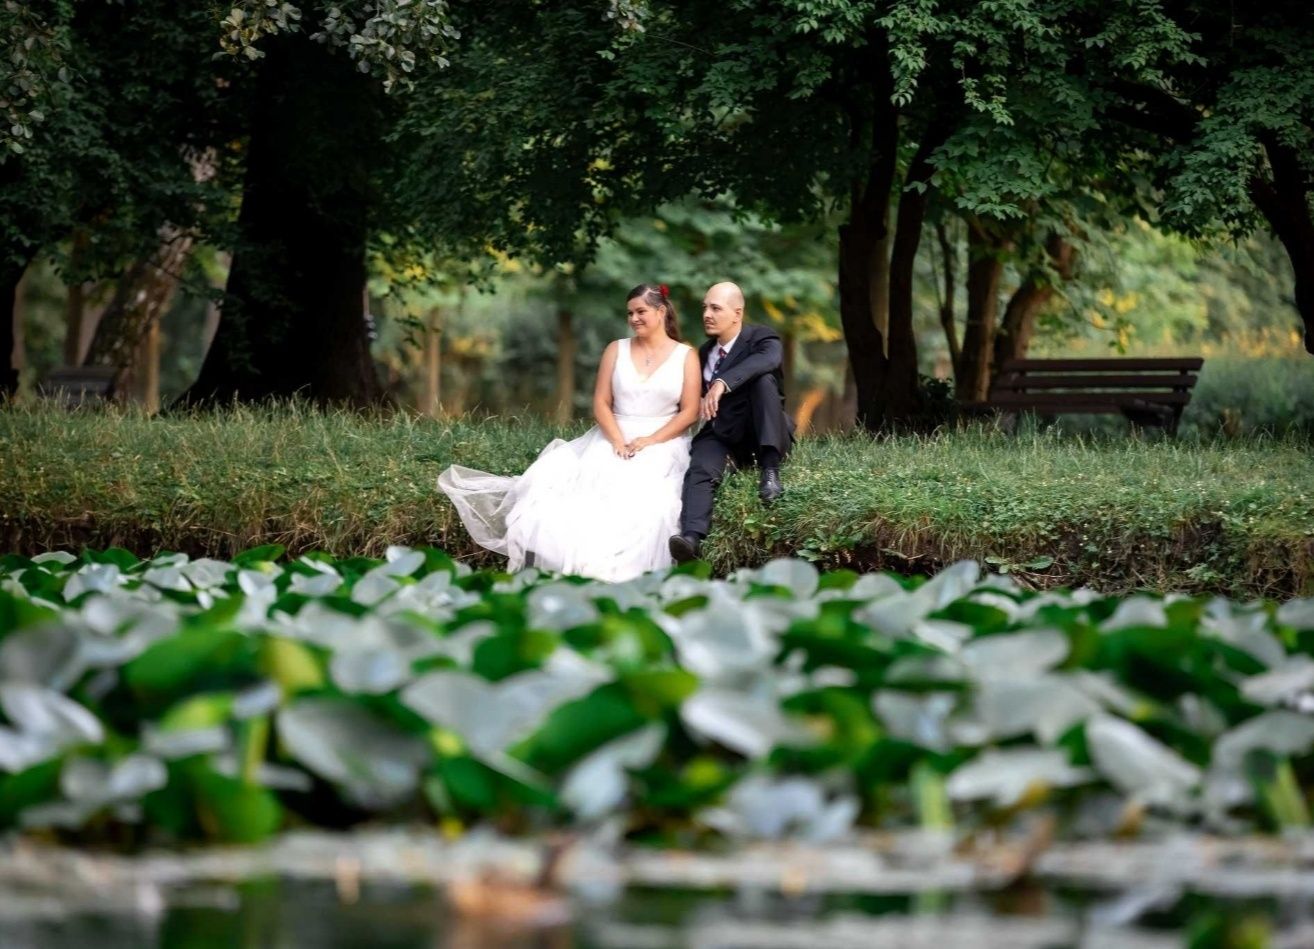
[220,1,459,92]
[3,547,1314,846]
[0,0,72,158]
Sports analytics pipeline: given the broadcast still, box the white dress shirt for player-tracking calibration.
[703,332,740,388]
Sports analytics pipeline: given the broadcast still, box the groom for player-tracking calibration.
[669,281,794,564]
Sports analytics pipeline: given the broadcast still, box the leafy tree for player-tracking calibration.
[1,1,241,397]
[557,0,1200,429]
[1098,1,1314,353]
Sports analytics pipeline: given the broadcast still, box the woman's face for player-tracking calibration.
[627,296,664,338]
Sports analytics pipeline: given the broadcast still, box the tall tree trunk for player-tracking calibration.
[885,121,953,424]
[128,317,161,413]
[181,38,383,407]
[12,268,26,387]
[870,230,891,353]
[956,218,1009,402]
[935,220,960,371]
[993,234,1076,368]
[1251,136,1314,354]
[837,55,899,431]
[85,230,192,399]
[420,310,442,418]
[65,231,89,366]
[554,304,575,425]
[1,260,28,399]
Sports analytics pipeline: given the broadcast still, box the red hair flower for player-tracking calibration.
[659,283,670,298]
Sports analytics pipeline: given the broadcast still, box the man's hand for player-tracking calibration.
[701,379,728,421]
[625,435,655,455]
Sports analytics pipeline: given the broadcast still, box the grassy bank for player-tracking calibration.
[1,402,1311,595]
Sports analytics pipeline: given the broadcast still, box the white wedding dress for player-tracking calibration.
[438,339,693,582]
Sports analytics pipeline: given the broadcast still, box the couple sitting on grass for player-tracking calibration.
[438,281,794,582]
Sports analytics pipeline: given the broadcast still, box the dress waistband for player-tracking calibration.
[613,412,677,423]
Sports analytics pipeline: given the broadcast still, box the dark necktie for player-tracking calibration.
[715,346,728,372]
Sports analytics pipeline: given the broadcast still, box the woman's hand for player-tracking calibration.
[611,438,632,458]
[625,435,655,455]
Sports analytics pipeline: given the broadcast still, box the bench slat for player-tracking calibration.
[991,373,1199,391]
[998,357,1203,372]
[990,391,1192,406]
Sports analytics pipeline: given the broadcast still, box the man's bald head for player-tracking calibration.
[707,282,745,310]
[702,281,745,343]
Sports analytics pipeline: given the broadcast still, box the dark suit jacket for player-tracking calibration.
[698,323,792,449]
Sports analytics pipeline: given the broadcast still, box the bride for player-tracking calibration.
[438,283,701,581]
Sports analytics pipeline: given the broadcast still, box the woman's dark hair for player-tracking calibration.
[626,283,680,342]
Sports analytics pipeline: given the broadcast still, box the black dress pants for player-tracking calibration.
[679,374,792,538]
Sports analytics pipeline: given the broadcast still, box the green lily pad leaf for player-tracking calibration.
[232,681,282,720]
[22,754,169,829]
[260,637,325,695]
[64,754,168,802]
[234,545,286,567]
[1086,716,1201,810]
[757,559,820,598]
[528,583,599,630]
[402,657,607,757]
[143,724,230,760]
[180,559,234,590]
[191,766,283,843]
[1240,656,1314,707]
[1276,598,1314,631]
[1101,597,1169,631]
[966,675,1102,745]
[289,565,343,597]
[681,687,813,759]
[0,625,81,688]
[159,692,235,731]
[0,726,51,773]
[351,570,401,606]
[124,627,251,696]
[330,648,409,694]
[1212,711,1314,772]
[561,723,664,819]
[873,691,958,753]
[667,595,778,678]
[946,748,1094,806]
[63,564,123,601]
[0,683,104,747]
[31,552,76,566]
[958,629,1070,679]
[277,698,429,809]
[699,774,858,842]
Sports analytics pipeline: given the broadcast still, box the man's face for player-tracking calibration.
[702,286,742,339]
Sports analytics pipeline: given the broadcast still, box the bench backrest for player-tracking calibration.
[990,357,1203,396]
[37,366,118,403]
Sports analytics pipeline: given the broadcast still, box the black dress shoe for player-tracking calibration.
[669,533,702,564]
[758,467,783,504]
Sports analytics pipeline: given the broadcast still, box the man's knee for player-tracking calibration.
[686,457,724,484]
[748,373,779,397]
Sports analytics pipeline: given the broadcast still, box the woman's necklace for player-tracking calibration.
[635,338,658,367]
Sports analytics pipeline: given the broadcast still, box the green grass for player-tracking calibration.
[2,401,1311,596]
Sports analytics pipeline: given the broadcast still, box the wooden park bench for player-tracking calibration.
[36,365,118,406]
[984,357,1204,434]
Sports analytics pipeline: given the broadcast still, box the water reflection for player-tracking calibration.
[0,875,1297,949]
